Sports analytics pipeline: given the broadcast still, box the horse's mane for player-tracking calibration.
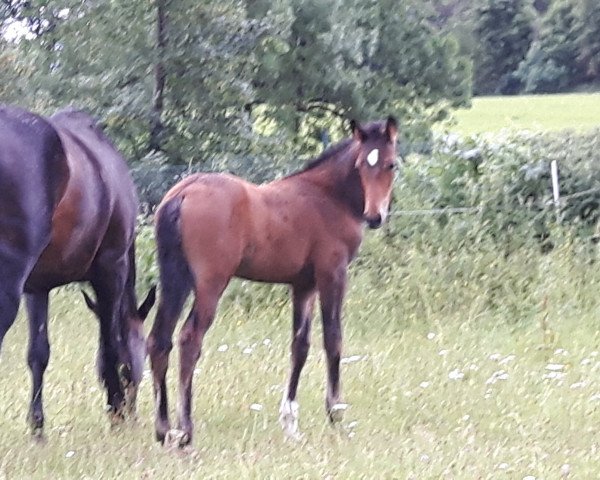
[286,138,354,178]
[293,121,386,176]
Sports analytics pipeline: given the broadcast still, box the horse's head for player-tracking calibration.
[122,286,156,388]
[352,116,398,229]
[82,286,156,401]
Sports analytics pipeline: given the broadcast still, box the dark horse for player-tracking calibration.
[0,105,155,436]
[148,117,398,445]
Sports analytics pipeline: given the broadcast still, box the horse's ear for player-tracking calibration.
[137,285,157,321]
[350,119,366,142]
[386,116,398,143]
[81,290,98,314]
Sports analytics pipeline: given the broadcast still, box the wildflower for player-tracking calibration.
[448,369,464,380]
[486,370,509,384]
[341,355,362,364]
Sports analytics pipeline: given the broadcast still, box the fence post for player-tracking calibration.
[550,160,560,223]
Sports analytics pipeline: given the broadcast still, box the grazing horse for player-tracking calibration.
[0,105,155,436]
[148,117,398,445]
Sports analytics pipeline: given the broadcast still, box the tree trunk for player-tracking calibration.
[150,0,168,152]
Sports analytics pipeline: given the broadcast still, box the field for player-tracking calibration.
[2,94,600,479]
[449,93,600,135]
[1,231,600,479]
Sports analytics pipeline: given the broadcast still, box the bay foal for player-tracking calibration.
[148,117,398,445]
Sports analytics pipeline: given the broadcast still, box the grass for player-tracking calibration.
[446,93,600,135]
[1,231,600,479]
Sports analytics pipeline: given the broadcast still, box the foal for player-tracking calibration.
[148,117,398,445]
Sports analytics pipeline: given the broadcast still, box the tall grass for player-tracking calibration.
[1,223,599,478]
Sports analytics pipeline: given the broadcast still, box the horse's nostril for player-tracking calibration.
[365,214,382,229]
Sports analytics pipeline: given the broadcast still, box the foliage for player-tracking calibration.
[395,129,600,252]
[0,0,471,169]
[472,0,534,95]
[577,0,600,81]
[247,0,472,157]
[515,0,583,93]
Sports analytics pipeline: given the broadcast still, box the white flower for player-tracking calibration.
[488,353,502,361]
[249,403,263,412]
[448,369,464,380]
[217,344,228,352]
[263,338,271,346]
[545,363,565,372]
[438,349,449,356]
[65,451,75,458]
[570,381,587,390]
[419,381,431,389]
[427,332,436,340]
[497,462,509,470]
[242,347,253,354]
[543,371,566,380]
[486,370,509,384]
[499,354,516,365]
[341,355,362,364]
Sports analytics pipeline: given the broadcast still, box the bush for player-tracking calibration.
[393,129,600,250]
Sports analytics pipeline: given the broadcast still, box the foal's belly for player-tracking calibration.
[235,240,311,284]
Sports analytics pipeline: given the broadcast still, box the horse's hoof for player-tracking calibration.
[279,399,301,440]
[164,429,191,449]
[28,411,44,432]
[107,407,126,427]
[31,425,45,443]
[328,403,348,424]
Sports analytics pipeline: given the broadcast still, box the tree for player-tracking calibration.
[577,0,600,81]
[473,0,534,94]
[2,0,471,176]
[246,0,471,157]
[516,0,583,93]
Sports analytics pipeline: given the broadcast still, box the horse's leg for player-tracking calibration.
[317,266,347,424]
[147,281,190,443]
[25,292,50,437]
[279,283,316,439]
[90,259,127,422]
[0,287,21,353]
[171,277,228,447]
[0,258,29,353]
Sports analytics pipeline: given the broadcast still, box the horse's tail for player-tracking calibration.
[154,195,193,320]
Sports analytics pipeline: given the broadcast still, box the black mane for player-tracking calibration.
[300,138,354,173]
[295,121,387,175]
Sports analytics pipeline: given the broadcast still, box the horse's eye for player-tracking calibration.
[387,163,396,171]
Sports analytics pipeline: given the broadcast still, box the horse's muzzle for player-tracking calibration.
[365,214,383,229]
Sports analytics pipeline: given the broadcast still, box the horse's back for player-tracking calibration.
[156,172,323,284]
[156,173,254,278]
[0,106,68,287]
[49,108,137,214]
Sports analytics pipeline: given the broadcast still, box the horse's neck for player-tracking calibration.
[295,150,364,219]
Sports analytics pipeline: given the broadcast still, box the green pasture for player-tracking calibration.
[447,93,600,135]
[1,230,599,479]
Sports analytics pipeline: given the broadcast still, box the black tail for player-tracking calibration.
[155,196,193,318]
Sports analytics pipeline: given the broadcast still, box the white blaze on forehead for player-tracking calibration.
[366,149,379,166]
